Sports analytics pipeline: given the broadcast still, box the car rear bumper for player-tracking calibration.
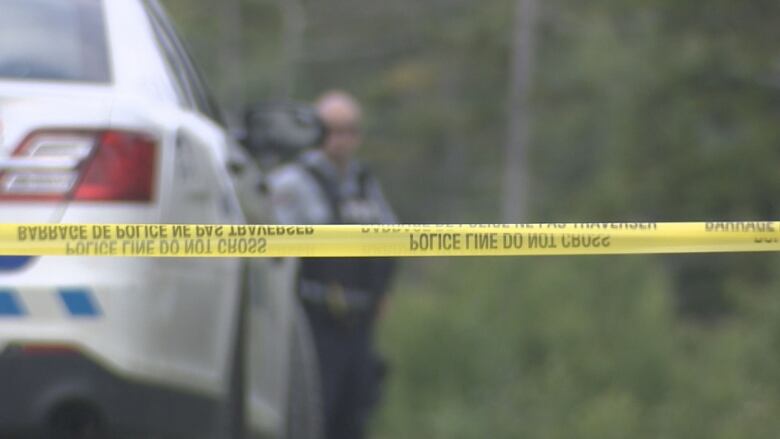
[0,346,223,438]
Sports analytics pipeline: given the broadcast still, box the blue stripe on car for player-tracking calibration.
[0,256,32,271]
[0,290,25,316]
[59,289,101,317]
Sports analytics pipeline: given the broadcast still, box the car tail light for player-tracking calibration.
[2,343,79,357]
[0,130,156,202]
[18,344,79,356]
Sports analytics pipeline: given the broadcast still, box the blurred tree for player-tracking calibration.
[531,0,780,318]
[216,0,243,125]
[276,0,305,98]
[502,0,537,222]
[165,0,780,317]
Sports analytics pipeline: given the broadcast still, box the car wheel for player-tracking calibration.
[285,301,322,439]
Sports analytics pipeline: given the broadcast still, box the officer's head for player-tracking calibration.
[316,90,362,164]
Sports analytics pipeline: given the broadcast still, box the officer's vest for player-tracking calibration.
[297,161,394,312]
[302,162,381,224]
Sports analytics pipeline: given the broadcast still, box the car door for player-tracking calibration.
[144,2,298,434]
[139,0,247,395]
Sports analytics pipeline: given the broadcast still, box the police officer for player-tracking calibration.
[269,90,396,439]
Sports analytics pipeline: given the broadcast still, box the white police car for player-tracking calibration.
[0,0,319,437]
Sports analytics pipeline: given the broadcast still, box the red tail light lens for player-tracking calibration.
[73,131,156,201]
[0,130,157,202]
[2,343,79,357]
[19,344,79,356]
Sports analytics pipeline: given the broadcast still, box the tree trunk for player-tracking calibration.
[278,0,306,99]
[502,0,538,222]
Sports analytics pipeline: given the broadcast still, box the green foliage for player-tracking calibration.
[375,256,780,438]
[161,0,780,436]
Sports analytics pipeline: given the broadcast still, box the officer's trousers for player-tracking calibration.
[304,305,379,439]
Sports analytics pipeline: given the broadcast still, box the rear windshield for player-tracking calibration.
[0,0,110,82]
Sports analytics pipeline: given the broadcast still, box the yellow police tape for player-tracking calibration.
[1,222,780,257]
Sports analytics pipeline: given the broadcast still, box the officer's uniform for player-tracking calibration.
[269,149,396,439]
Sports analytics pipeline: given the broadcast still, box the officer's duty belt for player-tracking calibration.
[298,279,373,315]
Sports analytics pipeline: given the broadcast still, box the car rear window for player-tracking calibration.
[0,0,110,82]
